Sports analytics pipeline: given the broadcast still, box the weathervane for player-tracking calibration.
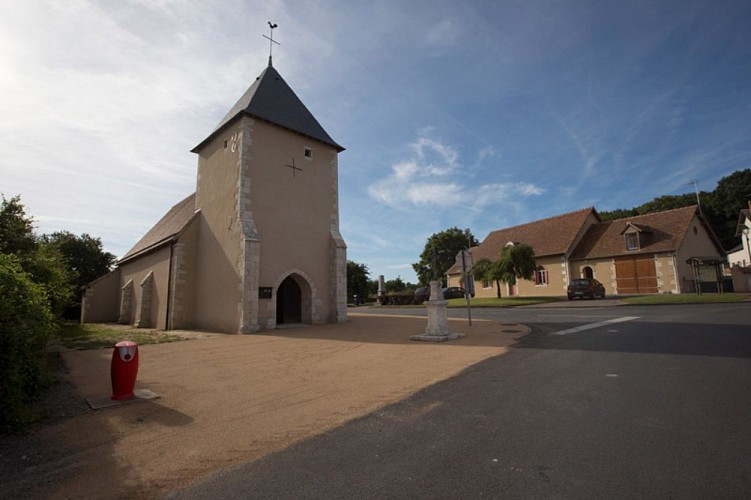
[263,21,279,66]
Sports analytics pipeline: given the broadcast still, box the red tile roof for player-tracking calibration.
[570,205,700,260]
[448,207,597,273]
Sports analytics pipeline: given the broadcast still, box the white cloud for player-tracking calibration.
[368,134,544,211]
[424,17,462,47]
[473,183,544,210]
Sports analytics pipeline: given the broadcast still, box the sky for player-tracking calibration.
[2,0,750,284]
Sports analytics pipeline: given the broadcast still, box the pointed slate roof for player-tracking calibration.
[192,64,344,153]
[569,205,713,260]
[447,207,597,274]
[120,193,197,264]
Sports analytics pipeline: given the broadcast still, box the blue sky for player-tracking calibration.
[2,0,750,284]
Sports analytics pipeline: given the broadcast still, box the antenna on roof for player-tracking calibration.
[263,22,280,67]
[689,178,703,217]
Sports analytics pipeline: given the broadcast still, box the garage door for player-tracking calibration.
[615,256,658,294]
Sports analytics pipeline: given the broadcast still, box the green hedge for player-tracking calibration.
[0,254,57,432]
[378,293,426,306]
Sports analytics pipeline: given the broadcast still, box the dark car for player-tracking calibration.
[567,278,606,300]
[442,287,466,299]
[414,287,431,301]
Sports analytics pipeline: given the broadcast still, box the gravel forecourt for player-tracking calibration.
[1,313,526,499]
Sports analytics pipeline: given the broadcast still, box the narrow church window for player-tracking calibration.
[224,139,228,149]
[304,147,313,159]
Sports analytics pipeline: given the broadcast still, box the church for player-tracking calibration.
[81,56,348,334]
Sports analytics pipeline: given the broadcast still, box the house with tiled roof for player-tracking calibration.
[447,207,600,297]
[727,207,751,268]
[569,206,723,294]
[728,201,751,292]
[81,58,348,333]
[448,205,725,297]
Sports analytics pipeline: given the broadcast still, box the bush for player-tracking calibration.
[378,293,427,306]
[0,254,57,433]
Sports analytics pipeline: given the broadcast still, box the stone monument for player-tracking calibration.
[410,280,463,342]
[377,275,386,298]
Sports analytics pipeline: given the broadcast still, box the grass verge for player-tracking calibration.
[446,296,565,307]
[621,293,751,305]
[55,323,187,350]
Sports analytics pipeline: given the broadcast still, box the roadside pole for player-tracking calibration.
[458,249,473,326]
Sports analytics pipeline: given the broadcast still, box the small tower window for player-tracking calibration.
[304,147,313,159]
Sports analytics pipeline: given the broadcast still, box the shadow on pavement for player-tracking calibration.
[517,321,751,359]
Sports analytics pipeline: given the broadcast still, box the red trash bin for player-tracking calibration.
[111,340,139,400]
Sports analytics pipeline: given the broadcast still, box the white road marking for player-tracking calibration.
[537,314,617,318]
[549,316,640,336]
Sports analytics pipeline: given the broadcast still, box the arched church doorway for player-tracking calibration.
[583,266,594,279]
[277,276,302,324]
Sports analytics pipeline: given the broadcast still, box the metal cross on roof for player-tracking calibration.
[285,157,302,178]
[263,22,280,66]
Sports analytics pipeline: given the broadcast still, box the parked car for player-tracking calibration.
[567,278,606,300]
[442,287,466,299]
[414,287,431,301]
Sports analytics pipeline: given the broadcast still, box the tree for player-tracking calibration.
[0,254,57,432]
[346,260,370,301]
[708,168,751,249]
[40,232,116,318]
[635,193,698,215]
[0,196,74,317]
[598,208,637,221]
[497,243,536,286]
[385,276,407,292]
[0,195,36,255]
[708,168,751,220]
[41,232,116,289]
[413,227,479,286]
[21,244,75,318]
[472,257,504,298]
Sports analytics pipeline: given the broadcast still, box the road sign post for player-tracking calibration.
[456,250,473,326]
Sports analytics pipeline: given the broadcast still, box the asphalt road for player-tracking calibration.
[170,303,751,499]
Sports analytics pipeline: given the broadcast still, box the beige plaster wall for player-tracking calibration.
[169,218,198,329]
[193,124,243,333]
[472,276,500,298]
[513,255,567,297]
[191,117,343,333]
[81,268,121,323]
[453,255,568,298]
[653,254,678,293]
[247,120,339,329]
[570,259,617,295]
[119,246,172,330]
[674,216,723,292]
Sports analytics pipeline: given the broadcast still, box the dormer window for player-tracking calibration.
[621,222,651,251]
[625,232,639,250]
